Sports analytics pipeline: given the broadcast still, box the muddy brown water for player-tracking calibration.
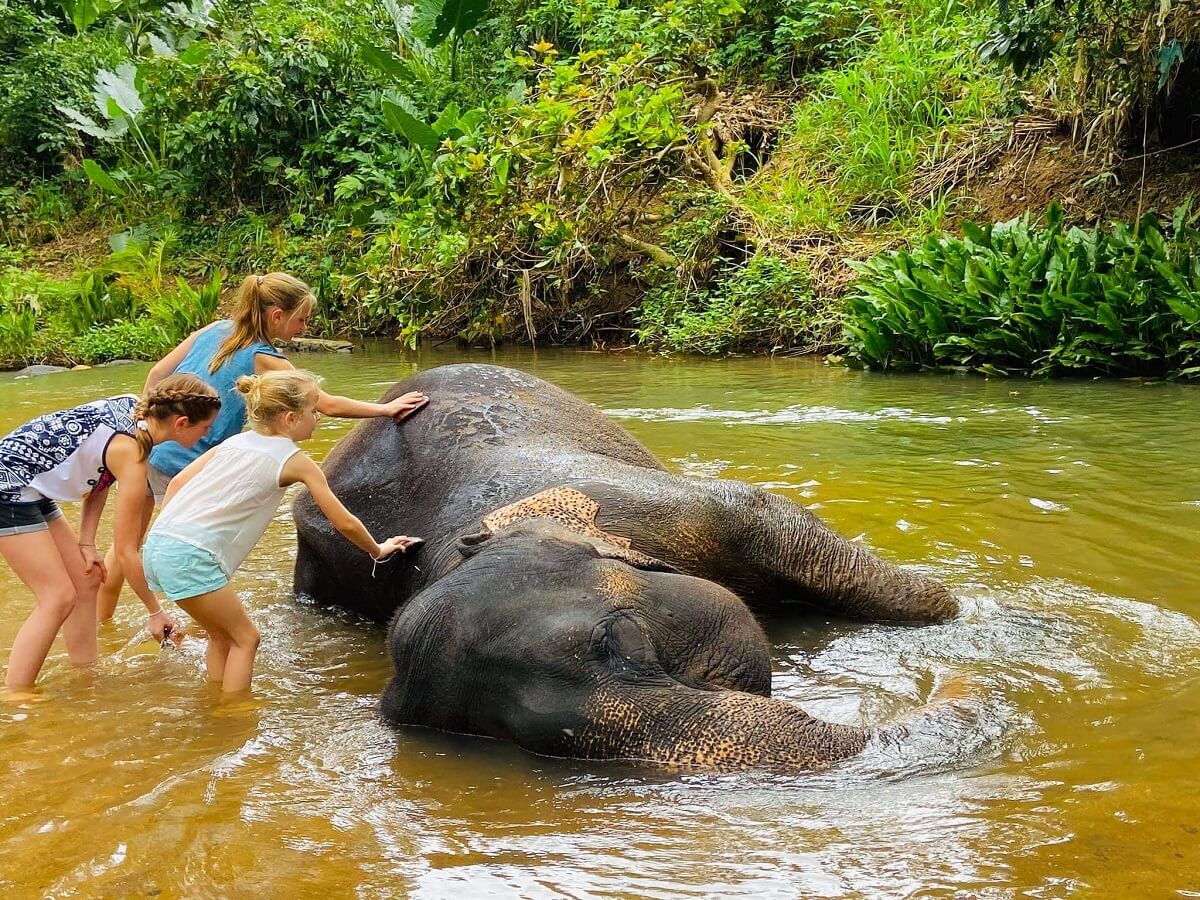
[1,347,1198,897]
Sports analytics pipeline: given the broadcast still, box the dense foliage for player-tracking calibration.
[0,231,218,366]
[0,0,1195,368]
[844,203,1200,378]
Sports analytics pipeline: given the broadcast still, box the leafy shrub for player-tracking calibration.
[747,0,1006,235]
[71,317,171,362]
[637,253,829,353]
[148,270,221,337]
[0,2,127,176]
[843,202,1200,378]
[978,0,1195,155]
[0,266,77,365]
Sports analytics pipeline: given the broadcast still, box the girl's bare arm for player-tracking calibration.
[256,353,428,421]
[105,437,173,636]
[143,322,215,392]
[280,452,417,558]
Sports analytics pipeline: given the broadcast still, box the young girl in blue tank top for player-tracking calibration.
[142,369,420,693]
[0,374,220,692]
[98,272,428,619]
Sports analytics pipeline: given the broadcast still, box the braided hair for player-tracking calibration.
[133,373,222,460]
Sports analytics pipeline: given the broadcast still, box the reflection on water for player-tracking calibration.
[2,347,1199,896]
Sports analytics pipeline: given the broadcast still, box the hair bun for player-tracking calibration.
[235,374,259,395]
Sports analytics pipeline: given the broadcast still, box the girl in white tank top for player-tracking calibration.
[142,369,423,694]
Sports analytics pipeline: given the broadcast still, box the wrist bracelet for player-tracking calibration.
[370,550,394,579]
[79,543,95,548]
[148,607,163,616]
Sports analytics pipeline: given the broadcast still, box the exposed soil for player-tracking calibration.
[16,223,111,278]
[954,131,1200,227]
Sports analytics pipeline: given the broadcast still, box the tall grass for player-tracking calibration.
[843,202,1200,379]
[746,0,1007,236]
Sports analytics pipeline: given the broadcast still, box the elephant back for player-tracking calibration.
[381,364,663,469]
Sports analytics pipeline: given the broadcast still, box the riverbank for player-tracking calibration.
[2,0,1197,374]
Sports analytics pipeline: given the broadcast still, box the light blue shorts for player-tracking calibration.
[142,533,228,602]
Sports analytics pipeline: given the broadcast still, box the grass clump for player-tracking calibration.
[636,252,835,353]
[0,229,220,367]
[843,201,1200,379]
[745,0,1008,237]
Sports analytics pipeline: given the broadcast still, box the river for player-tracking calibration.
[2,347,1198,897]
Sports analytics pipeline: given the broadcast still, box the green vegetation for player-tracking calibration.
[0,230,218,366]
[844,203,1200,378]
[0,0,1197,371]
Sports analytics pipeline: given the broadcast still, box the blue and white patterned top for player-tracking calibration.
[0,395,139,504]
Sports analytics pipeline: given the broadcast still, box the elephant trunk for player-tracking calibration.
[574,685,871,772]
[715,483,959,622]
[573,678,980,773]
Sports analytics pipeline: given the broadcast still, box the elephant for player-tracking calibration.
[293,364,965,772]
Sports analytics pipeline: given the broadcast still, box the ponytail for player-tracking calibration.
[134,373,222,461]
[210,272,315,374]
[235,370,322,431]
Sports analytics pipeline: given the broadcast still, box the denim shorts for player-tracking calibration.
[0,497,64,537]
[142,533,228,602]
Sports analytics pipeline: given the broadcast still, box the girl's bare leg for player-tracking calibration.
[1,530,79,689]
[48,516,102,667]
[205,630,231,684]
[177,586,260,692]
[97,492,153,622]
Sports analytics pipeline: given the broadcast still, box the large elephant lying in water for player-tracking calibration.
[294,364,962,771]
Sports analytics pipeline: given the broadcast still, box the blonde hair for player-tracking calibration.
[133,373,221,461]
[235,369,322,432]
[209,272,315,374]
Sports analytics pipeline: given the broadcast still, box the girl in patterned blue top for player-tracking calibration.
[1,374,221,692]
[97,272,428,619]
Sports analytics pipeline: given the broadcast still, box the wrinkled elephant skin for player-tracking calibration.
[294,364,962,771]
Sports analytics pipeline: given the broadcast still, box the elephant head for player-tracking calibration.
[382,521,885,771]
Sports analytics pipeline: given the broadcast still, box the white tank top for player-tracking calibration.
[150,431,300,577]
[24,426,122,501]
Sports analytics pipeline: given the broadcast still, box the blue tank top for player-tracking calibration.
[149,320,285,477]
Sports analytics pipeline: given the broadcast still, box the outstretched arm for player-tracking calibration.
[256,353,428,421]
[281,452,419,560]
[106,437,175,640]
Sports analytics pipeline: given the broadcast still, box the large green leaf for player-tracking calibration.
[81,159,124,196]
[55,104,117,139]
[94,63,143,119]
[381,98,440,152]
[427,0,489,47]
[411,0,443,42]
[178,40,213,66]
[356,39,418,82]
[59,0,110,33]
[432,102,460,136]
